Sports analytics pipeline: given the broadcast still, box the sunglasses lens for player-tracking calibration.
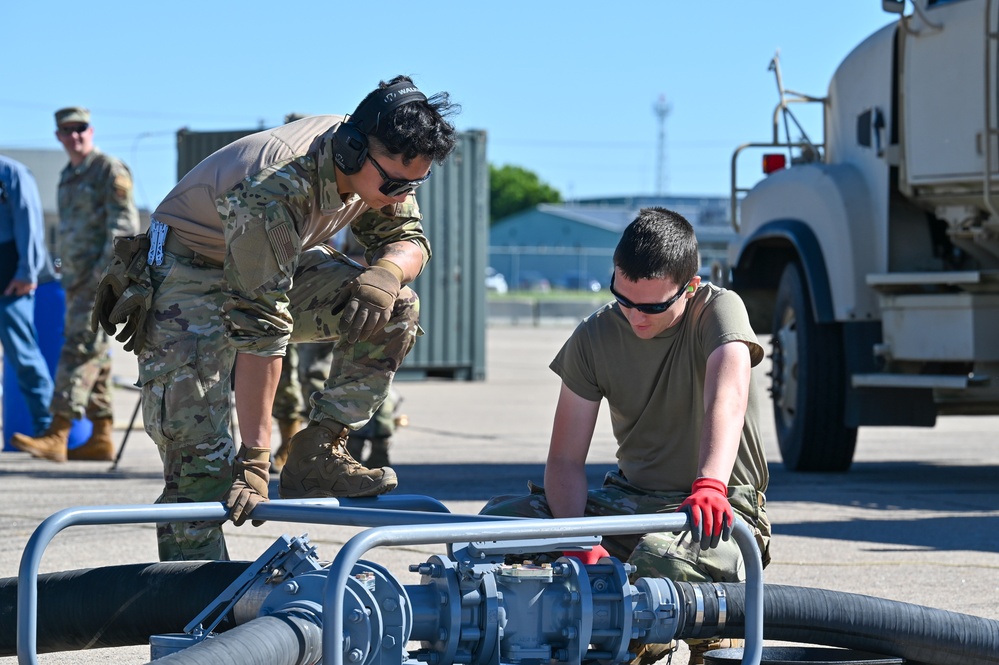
[379,181,413,197]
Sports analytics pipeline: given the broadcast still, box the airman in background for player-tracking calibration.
[13,106,139,462]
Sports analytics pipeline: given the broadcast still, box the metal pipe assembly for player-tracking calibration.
[4,496,998,665]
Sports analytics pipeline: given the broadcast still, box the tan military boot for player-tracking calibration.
[365,437,392,468]
[271,418,301,472]
[11,415,73,463]
[687,638,743,665]
[68,417,115,461]
[278,419,398,499]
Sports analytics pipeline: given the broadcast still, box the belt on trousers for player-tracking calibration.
[163,229,223,269]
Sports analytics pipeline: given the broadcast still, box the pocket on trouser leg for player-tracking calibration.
[138,333,231,451]
[729,485,772,569]
[629,530,744,583]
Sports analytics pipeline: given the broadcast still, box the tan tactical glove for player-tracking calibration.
[225,446,270,527]
[108,280,152,353]
[337,261,403,344]
[91,235,152,353]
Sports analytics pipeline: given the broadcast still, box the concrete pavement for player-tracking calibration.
[1,323,998,663]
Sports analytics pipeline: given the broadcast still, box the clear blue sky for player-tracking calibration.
[2,1,897,211]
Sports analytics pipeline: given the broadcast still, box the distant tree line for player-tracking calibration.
[489,164,561,224]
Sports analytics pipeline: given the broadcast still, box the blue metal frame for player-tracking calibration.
[17,497,764,665]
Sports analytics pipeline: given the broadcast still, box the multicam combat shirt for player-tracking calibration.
[57,149,139,290]
[151,115,430,356]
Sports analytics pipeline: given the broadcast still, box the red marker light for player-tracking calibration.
[762,154,787,174]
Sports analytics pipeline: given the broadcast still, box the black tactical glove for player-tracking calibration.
[91,235,152,353]
[337,261,403,344]
[224,446,270,527]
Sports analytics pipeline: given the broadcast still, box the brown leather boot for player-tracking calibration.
[278,419,398,499]
[11,415,73,463]
[365,437,391,468]
[271,418,301,472]
[68,417,115,461]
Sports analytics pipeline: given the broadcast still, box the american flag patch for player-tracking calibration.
[268,221,296,266]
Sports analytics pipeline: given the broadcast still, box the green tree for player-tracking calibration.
[490,164,562,224]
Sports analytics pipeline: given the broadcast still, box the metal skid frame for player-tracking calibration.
[16,496,764,665]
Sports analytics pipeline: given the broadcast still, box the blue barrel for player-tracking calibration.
[3,281,91,451]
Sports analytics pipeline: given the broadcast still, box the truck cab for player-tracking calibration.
[728,0,999,471]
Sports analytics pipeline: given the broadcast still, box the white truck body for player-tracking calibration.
[728,0,999,471]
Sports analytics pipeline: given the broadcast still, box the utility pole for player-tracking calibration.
[653,94,672,196]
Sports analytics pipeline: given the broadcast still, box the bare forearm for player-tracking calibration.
[544,459,589,517]
[372,241,424,284]
[234,353,283,450]
[699,343,751,481]
[545,383,601,518]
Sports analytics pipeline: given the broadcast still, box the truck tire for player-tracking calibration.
[771,262,857,471]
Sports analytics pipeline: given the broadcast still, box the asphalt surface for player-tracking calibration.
[1,323,997,664]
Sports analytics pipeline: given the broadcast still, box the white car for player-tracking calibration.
[485,267,508,294]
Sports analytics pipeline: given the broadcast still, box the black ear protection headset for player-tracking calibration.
[332,81,428,175]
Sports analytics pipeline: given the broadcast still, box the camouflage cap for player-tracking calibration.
[54,107,90,126]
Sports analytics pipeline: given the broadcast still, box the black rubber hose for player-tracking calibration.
[146,610,322,665]
[674,581,999,665]
[0,561,251,655]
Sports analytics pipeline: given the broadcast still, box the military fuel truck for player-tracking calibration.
[726,0,999,471]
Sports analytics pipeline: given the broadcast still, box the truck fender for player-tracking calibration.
[733,220,835,324]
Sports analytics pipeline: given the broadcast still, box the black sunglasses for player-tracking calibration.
[609,273,691,315]
[58,123,89,136]
[367,154,432,197]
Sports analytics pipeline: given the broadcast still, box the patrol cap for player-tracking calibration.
[54,107,90,127]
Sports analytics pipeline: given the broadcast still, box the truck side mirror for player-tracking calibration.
[882,0,905,14]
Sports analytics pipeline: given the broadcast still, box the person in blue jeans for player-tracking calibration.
[0,154,55,438]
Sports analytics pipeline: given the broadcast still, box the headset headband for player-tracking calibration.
[350,81,428,136]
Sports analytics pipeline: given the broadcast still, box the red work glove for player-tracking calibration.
[562,544,610,564]
[677,477,734,550]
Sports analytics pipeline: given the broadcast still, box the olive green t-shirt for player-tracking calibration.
[550,284,769,493]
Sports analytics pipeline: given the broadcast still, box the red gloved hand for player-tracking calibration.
[677,477,734,550]
[562,544,610,565]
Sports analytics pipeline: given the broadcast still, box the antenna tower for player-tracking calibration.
[653,94,672,195]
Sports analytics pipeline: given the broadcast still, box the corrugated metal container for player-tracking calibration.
[176,128,258,180]
[175,126,489,381]
[406,130,488,380]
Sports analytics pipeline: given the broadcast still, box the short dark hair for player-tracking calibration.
[368,75,460,165]
[613,207,700,285]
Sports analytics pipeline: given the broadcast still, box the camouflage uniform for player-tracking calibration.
[272,341,336,422]
[53,150,139,421]
[142,116,427,560]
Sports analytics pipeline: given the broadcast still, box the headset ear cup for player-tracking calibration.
[332,123,368,175]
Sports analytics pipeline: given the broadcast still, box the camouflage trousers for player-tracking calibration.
[272,341,336,421]
[354,386,400,439]
[140,247,420,561]
[51,284,113,420]
[480,470,771,583]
